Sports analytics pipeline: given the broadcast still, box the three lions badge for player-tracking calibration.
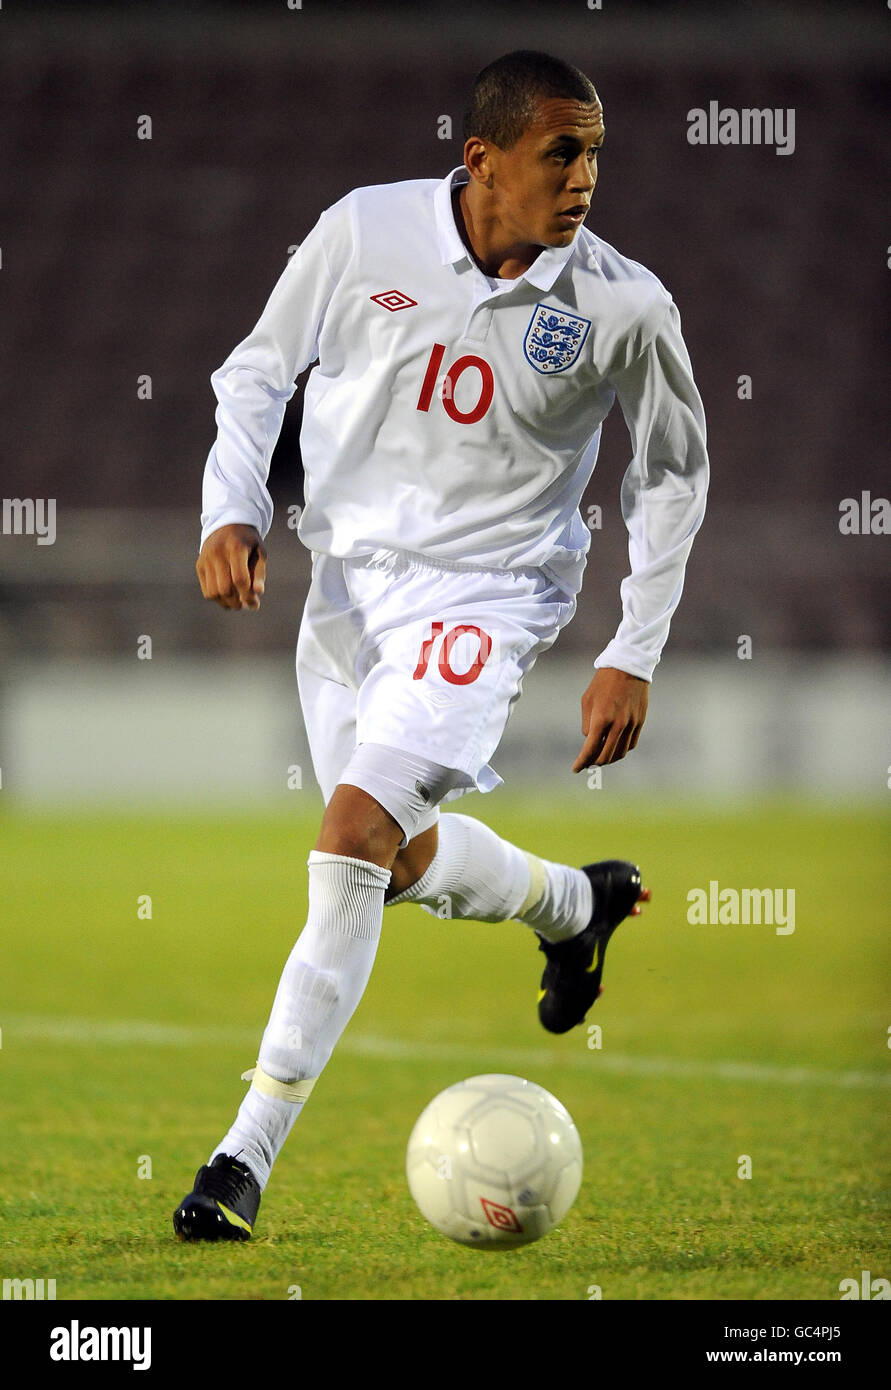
[523,304,591,374]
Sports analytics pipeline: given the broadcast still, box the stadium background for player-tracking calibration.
[0,0,888,1315]
[0,0,887,805]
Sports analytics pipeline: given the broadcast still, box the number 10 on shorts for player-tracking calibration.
[412,621,493,686]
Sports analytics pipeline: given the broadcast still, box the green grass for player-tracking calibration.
[1,798,888,1301]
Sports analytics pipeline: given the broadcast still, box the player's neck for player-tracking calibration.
[453,185,541,281]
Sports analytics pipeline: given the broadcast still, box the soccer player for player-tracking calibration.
[174,50,708,1240]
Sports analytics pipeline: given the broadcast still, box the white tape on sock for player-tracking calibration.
[520,851,547,916]
[241,1063,317,1104]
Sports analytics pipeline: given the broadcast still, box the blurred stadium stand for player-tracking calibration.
[0,3,887,802]
[0,2,888,658]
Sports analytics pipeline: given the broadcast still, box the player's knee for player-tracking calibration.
[315,783,403,867]
[322,744,462,869]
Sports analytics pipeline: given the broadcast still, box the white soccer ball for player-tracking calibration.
[406,1074,583,1249]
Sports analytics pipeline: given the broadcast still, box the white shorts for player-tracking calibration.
[295,549,577,837]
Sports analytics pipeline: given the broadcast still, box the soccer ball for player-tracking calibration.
[405,1074,583,1249]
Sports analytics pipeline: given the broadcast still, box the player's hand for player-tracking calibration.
[572,667,649,771]
[196,523,267,611]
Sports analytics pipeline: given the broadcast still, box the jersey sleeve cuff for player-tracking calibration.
[199,508,271,550]
[593,643,656,684]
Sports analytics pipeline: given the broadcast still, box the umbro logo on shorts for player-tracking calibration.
[370,290,418,312]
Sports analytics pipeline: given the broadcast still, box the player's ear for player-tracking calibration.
[463,137,495,187]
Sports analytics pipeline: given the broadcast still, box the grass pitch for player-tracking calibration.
[1,797,888,1302]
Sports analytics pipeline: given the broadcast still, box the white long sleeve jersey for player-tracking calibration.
[201,166,709,681]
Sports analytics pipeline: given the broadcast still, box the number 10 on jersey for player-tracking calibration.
[416,343,494,424]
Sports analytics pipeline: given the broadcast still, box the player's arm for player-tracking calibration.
[197,210,339,610]
[574,300,709,770]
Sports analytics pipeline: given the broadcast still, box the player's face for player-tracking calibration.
[489,96,605,249]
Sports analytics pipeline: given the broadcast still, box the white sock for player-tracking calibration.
[211,851,390,1188]
[387,814,592,943]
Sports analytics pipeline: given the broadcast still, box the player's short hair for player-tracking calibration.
[463,50,598,150]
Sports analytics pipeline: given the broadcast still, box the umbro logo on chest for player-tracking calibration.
[370,290,418,312]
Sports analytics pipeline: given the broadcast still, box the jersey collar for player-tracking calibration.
[435,166,577,291]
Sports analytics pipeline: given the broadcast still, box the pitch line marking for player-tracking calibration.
[2,1014,889,1090]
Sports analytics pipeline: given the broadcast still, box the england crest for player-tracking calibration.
[523,303,591,374]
